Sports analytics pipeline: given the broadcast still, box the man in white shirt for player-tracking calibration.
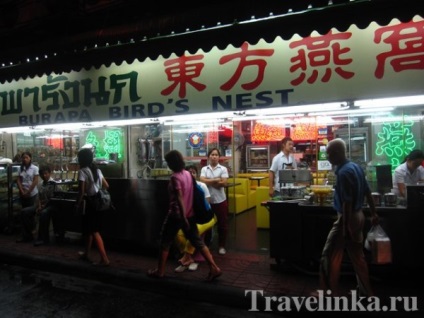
[392,149,424,199]
[269,137,297,198]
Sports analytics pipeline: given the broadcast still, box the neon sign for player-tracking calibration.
[251,122,284,142]
[85,129,124,160]
[375,115,416,172]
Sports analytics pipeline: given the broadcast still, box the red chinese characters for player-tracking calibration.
[289,30,354,85]
[161,42,274,98]
[374,20,424,79]
[161,55,207,98]
[158,20,423,99]
[219,42,274,91]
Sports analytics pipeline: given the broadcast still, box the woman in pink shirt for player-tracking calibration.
[147,150,222,281]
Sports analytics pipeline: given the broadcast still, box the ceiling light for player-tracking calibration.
[161,112,233,123]
[363,115,424,124]
[355,95,424,108]
[164,118,224,126]
[308,107,394,116]
[245,102,346,116]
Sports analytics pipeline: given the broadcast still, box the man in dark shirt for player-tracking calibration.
[319,138,379,297]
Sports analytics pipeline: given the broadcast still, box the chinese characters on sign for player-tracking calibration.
[0,17,423,128]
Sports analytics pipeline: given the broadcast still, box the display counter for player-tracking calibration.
[103,178,169,251]
[50,178,170,253]
[266,200,423,273]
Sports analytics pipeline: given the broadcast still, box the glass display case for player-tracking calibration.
[334,127,370,170]
[0,164,9,220]
[0,164,20,232]
[246,145,270,171]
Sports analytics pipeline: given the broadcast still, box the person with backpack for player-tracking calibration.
[174,165,217,272]
[147,150,221,280]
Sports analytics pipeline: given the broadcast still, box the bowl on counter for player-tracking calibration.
[280,186,306,198]
[384,193,397,206]
[310,185,333,194]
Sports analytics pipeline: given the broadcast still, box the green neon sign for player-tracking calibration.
[85,129,123,160]
[375,115,416,172]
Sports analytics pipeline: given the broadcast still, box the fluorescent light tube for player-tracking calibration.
[356,95,424,108]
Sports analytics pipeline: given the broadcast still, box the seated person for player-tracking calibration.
[392,149,424,199]
[21,165,64,246]
[174,165,216,272]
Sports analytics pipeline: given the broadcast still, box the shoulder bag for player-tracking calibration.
[82,168,113,212]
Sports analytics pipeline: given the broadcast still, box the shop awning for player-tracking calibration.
[0,0,423,83]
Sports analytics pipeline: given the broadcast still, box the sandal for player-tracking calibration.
[206,269,222,282]
[92,261,110,267]
[178,258,194,267]
[78,251,92,263]
[147,268,164,278]
[175,265,188,273]
[188,262,199,271]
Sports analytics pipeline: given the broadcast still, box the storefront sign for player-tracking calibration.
[0,16,423,128]
[188,132,204,148]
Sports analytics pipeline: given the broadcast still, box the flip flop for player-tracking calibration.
[92,261,110,267]
[78,251,92,262]
[188,262,199,271]
[147,268,164,278]
[178,258,194,267]
[206,269,222,282]
[174,265,188,273]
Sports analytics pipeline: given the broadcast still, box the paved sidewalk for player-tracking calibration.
[0,233,315,309]
[0,233,422,316]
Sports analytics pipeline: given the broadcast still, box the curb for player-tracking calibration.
[0,248,255,309]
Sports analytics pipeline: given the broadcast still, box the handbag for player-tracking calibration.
[192,176,214,224]
[95,188,112,211]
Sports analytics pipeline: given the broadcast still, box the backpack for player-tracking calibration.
[192,176,214,224]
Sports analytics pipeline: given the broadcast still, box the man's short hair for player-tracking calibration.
[281,137,293,146]
[407,149,424,161]
[39,165,51,175]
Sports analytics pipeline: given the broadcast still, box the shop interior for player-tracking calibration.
[1,97,424,225]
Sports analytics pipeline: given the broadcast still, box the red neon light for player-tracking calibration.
[47,138,63,149]
[291,124,319,140]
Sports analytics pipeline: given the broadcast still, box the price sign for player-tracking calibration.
[317,160,332,171]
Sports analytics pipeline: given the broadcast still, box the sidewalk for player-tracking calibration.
[0,232,311,309]
[0,232,422,315]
